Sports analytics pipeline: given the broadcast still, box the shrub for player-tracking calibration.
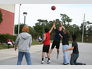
[0,34,16,43]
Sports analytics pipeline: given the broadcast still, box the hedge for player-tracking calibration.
[0,34,16,43]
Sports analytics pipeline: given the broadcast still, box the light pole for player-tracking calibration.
[23,12,27,25]
[82,14,86,43]
[18,4,21,35]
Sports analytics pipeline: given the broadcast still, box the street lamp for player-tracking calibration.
[23,12,27,25]
[18,4,21,35]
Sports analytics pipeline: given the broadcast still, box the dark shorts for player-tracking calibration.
[51,40,60,49]
[42,45,50,53]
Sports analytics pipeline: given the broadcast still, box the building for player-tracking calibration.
[0,4,15,35]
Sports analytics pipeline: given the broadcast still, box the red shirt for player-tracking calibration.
[43,32,50,45]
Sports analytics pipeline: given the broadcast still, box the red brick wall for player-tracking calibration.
[0,8,14,35]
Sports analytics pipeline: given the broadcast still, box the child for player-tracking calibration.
[62,29,70,65]
[15,26,32,65]
[41,24,55,64]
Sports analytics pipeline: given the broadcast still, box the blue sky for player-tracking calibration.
[14,4,92,27]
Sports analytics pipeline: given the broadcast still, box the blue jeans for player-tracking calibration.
[17,52,32,65]
[62,45,69,64]
[70,53,84,65]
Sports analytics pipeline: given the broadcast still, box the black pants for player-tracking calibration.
[51,40,60,49]
[70,54,84,65]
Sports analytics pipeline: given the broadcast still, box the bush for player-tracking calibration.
[0,34,16,43]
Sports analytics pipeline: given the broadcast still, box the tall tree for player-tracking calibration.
[14,24,25,34]
[66,16,72,25]
[60,14,67,25]
[60,14,72,25]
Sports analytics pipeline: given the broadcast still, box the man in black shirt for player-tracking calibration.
[64,34,86,65]
[50,24,65,59]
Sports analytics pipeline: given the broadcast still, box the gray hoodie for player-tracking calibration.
[15,32,32,52]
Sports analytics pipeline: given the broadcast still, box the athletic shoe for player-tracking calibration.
[82,63,86,65]
[41,61,44,64]
[47,60,51,64]
[63,63,69,65]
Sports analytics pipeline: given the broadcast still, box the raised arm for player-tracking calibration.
[62,26,65,30]
[49,23,55,33]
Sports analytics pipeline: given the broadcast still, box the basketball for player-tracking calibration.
[51,6,56,10]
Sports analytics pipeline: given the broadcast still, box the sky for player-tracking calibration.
[14,4,92,27]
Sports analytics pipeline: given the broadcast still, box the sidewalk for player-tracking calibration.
[0,45,43,60]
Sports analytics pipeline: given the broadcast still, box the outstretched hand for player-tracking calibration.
[64,49,68,51]
[53,23,55,27]
[14,46,17,51]
[15,47,17,51]
[53,23,56,29]
[61,26,65,30]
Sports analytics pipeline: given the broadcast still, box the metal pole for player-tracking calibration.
[18,4,21,35]
[24,16,26,25]
[82,14,85,43]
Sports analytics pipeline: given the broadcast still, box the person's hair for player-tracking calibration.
[44,28,49,33]
[72,34,77,41]
[22,25,29,32]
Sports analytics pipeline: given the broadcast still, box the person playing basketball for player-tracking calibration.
[41,24,55,64]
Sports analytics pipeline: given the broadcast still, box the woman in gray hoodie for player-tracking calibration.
[15,25,32,65]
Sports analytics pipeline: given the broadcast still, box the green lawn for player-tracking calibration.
[0,44,13,50]
[32,40,42,45]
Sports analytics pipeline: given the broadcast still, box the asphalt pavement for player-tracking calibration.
[0,43,92,65]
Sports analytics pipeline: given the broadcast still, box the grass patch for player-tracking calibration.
[0,44,13,50]
[32,40,42,45]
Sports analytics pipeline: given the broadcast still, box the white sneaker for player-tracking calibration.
[41,61,44,64]
[47,60,51,64]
